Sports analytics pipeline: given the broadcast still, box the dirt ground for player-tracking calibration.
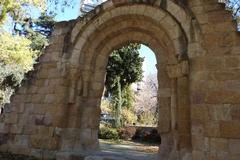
[0,140,159,160]
[94,139,159,160]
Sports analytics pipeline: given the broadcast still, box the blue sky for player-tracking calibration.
[139,45,157,76]
[48,0,80,21]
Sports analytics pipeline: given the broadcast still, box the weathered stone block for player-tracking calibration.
[210,138,228,152]
[0,133,10,145]
[229,154,240,160]
[44,94,56,104]
[192,150,206,160]
[231,105,240,120]
[220,121,240,138]
[31,94,44,103]
[23,125,37,135]
[0,123,9,134]
[192,136,204,151]
[14,135,29,146]
[225,56,240,69]
[191,120,204,136]
[206,91,240,104]
[209,104,232,121]
[10,124,23,134]
[229,139,240,154]
[5,113,18,124]
[10,146,31,155]
[191,105,209,121]
[60,139,75,151]
[30,136,58,150]
[204,121,221,138]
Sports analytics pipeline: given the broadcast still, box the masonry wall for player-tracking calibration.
[0,22,75,157]
[189,1,240,160]
[0,1,239,160]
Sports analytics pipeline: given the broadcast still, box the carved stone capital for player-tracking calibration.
[166,61,189,78]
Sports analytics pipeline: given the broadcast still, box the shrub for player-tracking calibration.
[132,127,161,143]
[118,127,136,140]
[99,126,119,140]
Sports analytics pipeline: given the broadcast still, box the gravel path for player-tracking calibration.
[0,140,159,160]
[86,140,159,160]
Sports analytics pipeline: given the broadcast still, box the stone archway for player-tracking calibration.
[65,3,192,159]
[0,1,240,160]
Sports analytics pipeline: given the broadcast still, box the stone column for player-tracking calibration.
[157,61,192,160]
[176,76,192,159]
[157,64,173,160]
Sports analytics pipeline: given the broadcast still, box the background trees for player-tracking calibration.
[0,33,37,105]
[134,74,158,126]
[0,0,46,24]
[225,0,240,29]
[0,1,54,106]
[104,44,144,127]
[226,0,240,17]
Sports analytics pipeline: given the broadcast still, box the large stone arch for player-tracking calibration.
[65,3,192,159]
[0,0,239,160]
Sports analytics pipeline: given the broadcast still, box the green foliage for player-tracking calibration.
[101,99,112,114]
[0,5,55,106]
[122,85,135,109]
[105,43,144,96]
[0,32,37,71]
[14,12,55,53]
[121,108,137,125]
[99,126,119,140]
[138,112,158,126]
[0,0,46,24]
[112,77,122,128]
[104,43,144,127]
[0,32,37,106]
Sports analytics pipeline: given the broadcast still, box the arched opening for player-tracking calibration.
[98,43,159,159]
[67,3,192,158]
[1,1,239,160]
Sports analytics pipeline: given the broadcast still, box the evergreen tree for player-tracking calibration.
[105,43,144,127]
[13,12,55,53]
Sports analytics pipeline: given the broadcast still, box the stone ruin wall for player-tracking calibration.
[0,0,239,160]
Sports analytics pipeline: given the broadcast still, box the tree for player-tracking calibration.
[105,43,144,95]
[226,0,240,17]
[105,43,144,127]
[225,0,240,29]
[0,0,46,24]
[0,0,76,24]
[0,32,37,106]
[14,12,55,53]
[0,1,55,107]
[134,73,158,125]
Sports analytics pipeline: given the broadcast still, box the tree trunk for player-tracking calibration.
[114,77,122,128]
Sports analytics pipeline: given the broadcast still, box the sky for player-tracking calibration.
[139,45,157,76]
